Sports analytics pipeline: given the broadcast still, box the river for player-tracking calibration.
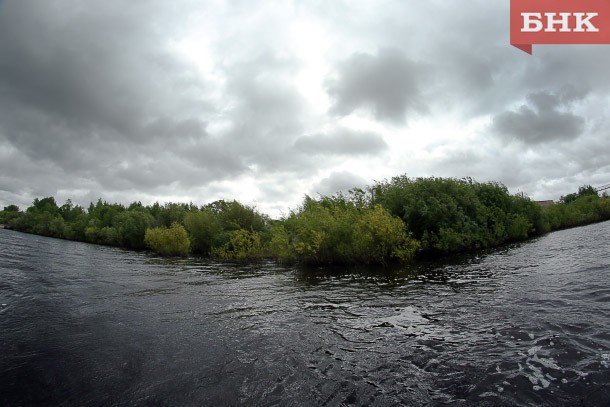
[1,222,609,406]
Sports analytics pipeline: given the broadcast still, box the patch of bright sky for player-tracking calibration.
[291,19,332,114]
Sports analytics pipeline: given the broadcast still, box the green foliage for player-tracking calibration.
[144,223,190,256]
[370,177,544,253]
[30,197,59,215]
[212,228,263,262]
[114,210,154,249]
[183,210,223,255]
[88,199,125,228]
[0,205,21,224]
[62,213,88,241]
[4,179,609,264]
[352,204,419,264]
[561,184,599,204]
[150,202,192,227]
[85,224,120,246]
[204,200,268,232]
[7,197,65,237]
[544,191,610,230]
[269,196,418,265]
[264,224,295,263]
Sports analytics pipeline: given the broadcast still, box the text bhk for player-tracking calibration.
[521,12,599,32]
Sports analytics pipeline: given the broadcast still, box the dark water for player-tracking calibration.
[1,223,609,407]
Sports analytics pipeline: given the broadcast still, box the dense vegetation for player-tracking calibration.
[1,176,608,265]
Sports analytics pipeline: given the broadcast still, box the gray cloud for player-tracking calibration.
[218,52,312,173]
[312,171,368,197]
[0,1,204,135]
[0,1,222,201]
[491,89,587,144]
[0,0,608,213]
[326,48,427,123]
[294,128,387,156]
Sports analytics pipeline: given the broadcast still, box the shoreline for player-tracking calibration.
[3,217,609,268]
[2,178,608,265]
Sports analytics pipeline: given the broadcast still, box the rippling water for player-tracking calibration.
[1,222,609,406]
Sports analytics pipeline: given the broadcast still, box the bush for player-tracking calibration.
[263,224,295,263]
[144,223,190,256]
[543,193,610,230]
[114,210,154,249]
[183,210,223,255]
[0,205,21,225]
[269,196,418,265]
[352,204,419,264]
[370,176,544,253]
[212,228,263,262]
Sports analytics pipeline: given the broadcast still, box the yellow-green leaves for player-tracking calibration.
[271,197,419,266]
[144,222,190,256]
[212,229,263,262]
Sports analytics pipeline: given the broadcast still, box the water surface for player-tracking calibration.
[1,222,609,406]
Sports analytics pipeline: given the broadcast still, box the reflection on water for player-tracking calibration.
[1,222,609,406]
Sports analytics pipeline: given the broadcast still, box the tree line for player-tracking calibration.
[1,176,609,265]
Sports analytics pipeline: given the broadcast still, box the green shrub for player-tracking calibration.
[264,224,296,263]
[370,176,544,253]
[183,210,223,255]
[212,229,263,262]
[144,222,190,256]
[352,204,419,264]
[114,210,154,249]
[270,197,418,266]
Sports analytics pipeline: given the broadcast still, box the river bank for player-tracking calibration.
[1,176,609,265]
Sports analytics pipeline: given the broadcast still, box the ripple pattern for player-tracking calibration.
[1,223,609,406]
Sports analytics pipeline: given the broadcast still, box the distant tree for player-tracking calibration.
[88,199,125,227]
[59,199,86,222]
[152,202,191,227]
[578,185,598,198]
[560,193,578,204]
[561,185,598,204]
[204,200,268,232]
[273,196,418,265]
[29,197,59,215]
[128,201,144,211]
[3,205,19,212]
[0,204,22,225]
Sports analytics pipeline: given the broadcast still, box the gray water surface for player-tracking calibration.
[1,222,609,406]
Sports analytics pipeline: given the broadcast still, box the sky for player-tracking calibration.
[1,1,609,217]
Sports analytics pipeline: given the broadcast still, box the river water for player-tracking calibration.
[1,222,609,406]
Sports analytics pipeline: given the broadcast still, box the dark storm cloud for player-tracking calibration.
[326,48,427,123]
[0,1,203,136]
[0,0,608,213]
[491,89,586,144]
[0,0,221,201]
[294,128,387,156]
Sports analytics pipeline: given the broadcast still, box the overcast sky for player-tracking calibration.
[1,1,609,217]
